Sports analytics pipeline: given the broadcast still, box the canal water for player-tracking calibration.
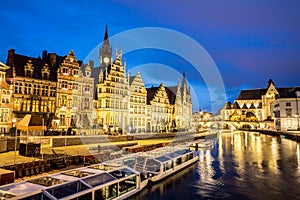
[129,131,300,200]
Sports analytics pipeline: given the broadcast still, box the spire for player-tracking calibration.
[267,79,274,87]
[104,25,109,41]
[182,72,187,91]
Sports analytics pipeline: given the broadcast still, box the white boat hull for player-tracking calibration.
[149,156,198,183]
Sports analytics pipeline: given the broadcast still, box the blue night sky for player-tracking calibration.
[1,0,300,113]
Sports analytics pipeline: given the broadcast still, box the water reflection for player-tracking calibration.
[131,131,300,200]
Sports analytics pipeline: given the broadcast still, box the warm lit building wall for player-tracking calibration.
[147,84,173,132]
[56,50,82,131]
[129,72,147,133]
[274,91,300,131]
[0,62,13,134]
[96,51,129,133]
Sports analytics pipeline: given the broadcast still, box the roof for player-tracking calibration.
[17,114,46,131]
[129,75,136,85]
[146,86,159,105]
[242,104,248,109]
[232,102,240,109]
[165,86,178,105]
[236,89,267,100]
[223,102,232,109]
[6,49,83,82]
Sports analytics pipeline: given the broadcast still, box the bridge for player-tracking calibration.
[198,120,261,130]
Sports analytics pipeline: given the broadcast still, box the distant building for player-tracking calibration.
[221,79,300,130]
[191,110,213,130]
[274,88,300,131]
[221,79,278,123]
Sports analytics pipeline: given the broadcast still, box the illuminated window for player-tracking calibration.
[61,95,67,107]
[32,100,39,112]
[48,101,55,113]
[26,99,31,112]
[40,100,47,112]
[14,98,21,111]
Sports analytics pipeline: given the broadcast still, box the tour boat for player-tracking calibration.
[0,163,147,200]
[141,148,199,183]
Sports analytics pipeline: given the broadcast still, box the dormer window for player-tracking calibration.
[41,64,50,80]
[24,60,34,77]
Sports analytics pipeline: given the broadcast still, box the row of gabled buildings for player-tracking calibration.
[0,26,192,135]
[220,79,300,131]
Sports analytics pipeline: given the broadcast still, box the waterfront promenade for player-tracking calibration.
[0,131,209,167]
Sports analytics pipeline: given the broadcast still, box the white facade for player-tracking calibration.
[274,91,300,131]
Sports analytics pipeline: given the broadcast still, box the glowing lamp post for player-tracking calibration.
[12,117,17,165]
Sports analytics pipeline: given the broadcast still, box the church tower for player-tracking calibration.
[99,25,112,67]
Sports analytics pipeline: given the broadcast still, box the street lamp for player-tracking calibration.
[12,117,17,165]
[122,96,127,135]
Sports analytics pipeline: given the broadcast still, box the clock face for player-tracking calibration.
[103,57,109,64]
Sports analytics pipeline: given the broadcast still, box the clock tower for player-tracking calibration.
[99,25,112,67]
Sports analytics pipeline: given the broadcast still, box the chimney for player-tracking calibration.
[49,53,56,67]
[89,60,94,69]
[42,50,47,60]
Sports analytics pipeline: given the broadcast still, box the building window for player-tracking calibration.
[50,87,56,97]
[74,70,79,76]
[61,81,68,89]
[84,97,90,109]
[73,96,78,108]
[0,109,9,122]
[286,109,292,117]
[61,95,67,107]
[13,98,21,111]
[25,83,31,94]
[286,102,291,107]
[42,86,48,96]
[48,101,55,113]
[15,82,22,94]
[73,82,79,90]
[84,84,90,93]
[25,69,31,77]
[33,85,40,95]
[60,114,66,126]
[32,100,39,112]
[71,115,77,127]
[40,100,47,112]
[287,119,292,126]
[42,72,49,79]
[62,67,68,74]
